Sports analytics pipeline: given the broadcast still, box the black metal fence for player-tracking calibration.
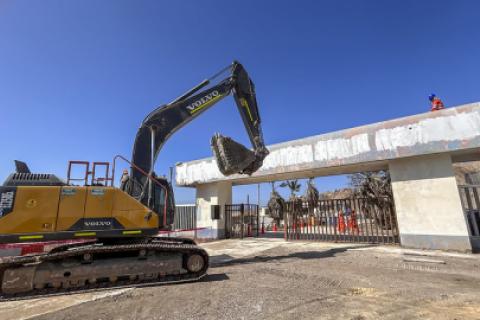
[284,198,399,244]
[174,205,197,231]
[225,204,259,239]
[458,185,480,237]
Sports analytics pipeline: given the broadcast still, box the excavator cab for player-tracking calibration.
[151,177,175,229]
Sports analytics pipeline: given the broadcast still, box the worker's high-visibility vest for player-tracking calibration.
[431,98,445,111]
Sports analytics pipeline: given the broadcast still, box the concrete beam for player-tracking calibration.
[176,102,480,186]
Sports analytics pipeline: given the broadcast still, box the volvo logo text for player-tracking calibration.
[186,90,220,112]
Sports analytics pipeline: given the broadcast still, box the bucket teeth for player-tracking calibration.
[211,134,260,176]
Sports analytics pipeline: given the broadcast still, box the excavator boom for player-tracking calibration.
[129,61,269,203]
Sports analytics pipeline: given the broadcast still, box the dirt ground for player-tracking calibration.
[1,238,479,320]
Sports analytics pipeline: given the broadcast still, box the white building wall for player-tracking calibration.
[195,181,232,239]
[389,154,472,251]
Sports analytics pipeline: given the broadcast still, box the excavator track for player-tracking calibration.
[0,238,208,301]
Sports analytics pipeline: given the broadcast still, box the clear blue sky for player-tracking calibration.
[1,0,479,204]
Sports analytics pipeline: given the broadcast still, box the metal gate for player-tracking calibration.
[458,185,480,239]
[225,204,259,239]
[174,205,196,230]
[284,198,399,244]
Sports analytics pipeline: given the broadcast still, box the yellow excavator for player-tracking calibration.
[0,61,268,298]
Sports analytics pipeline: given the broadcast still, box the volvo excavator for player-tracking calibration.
[0,61,269,298]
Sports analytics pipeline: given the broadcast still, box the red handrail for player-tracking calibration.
[91,161,112,185]
[67,161,90,185]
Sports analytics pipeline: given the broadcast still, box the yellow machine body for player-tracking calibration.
[0,186,159,243]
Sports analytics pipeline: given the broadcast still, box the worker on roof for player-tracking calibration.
[429,93,445,111]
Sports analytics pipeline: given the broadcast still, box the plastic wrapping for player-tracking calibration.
[267,191,286,221]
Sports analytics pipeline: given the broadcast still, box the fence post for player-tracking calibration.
[249,205,253,237]
[257,205,260,237]
[240,204,244,239]
[194,205,197,240]
[224,204,227,239]
[224,204,230,239]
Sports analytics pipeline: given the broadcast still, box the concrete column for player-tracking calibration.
[195,181,232,240]
[389,154,472,252]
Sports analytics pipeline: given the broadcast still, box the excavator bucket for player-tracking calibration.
[211,133,262,176]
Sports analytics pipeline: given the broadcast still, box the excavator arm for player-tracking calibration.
[129,61,269,201]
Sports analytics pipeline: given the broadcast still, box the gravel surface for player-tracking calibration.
[2,239,480,320]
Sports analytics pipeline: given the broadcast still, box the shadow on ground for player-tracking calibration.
[199,273,230,283]
[209,244,376,268]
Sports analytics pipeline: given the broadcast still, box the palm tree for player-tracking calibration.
[350,171,392,208]
[349,171,395,229]
[280,180,303,229]
[304,178,319,217]
[267,182,286,223]
[280,180,301,200]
